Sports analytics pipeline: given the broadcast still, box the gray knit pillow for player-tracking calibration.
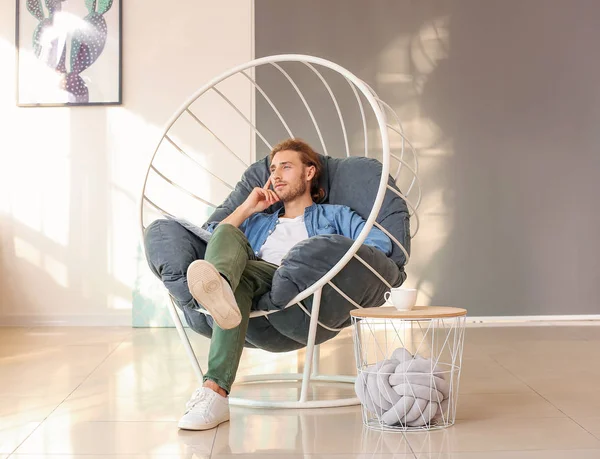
[354,348,450,427]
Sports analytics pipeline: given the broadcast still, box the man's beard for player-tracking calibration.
[276,179,308,203]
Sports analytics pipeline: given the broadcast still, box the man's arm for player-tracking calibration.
[208,178,279,230]
[220,205,255,228]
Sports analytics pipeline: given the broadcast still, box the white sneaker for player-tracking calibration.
[178,387,230,430]
[187,260,241,329]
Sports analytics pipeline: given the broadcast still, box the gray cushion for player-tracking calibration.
[354,347,450,427]
[194,154,410,352]
[207,155,410,267]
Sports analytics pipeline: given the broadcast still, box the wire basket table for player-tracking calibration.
[350,306,467,432]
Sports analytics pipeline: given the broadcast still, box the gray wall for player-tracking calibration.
[255,0,600,316]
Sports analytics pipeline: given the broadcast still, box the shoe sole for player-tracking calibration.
[187,260,241,330]
[178,416,230,431]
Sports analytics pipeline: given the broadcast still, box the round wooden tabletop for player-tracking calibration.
[350,306,467,319]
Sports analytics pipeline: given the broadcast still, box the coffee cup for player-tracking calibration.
[384,287,417,311]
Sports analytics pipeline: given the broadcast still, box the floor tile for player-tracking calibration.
[212,406,413,456]
[0,343,117,374]
[490,354,600,381]
[0,327,130,349]
[405,418,600,453]
[0,396,64,426]
[66,343,200,400]
[456,392,565,420]
[4,324,600,458]
[9,455,208,459]
[229,380,357,402]
[13,421,215,456]
[541,391,600,423]
[0,376,91,400]
[456,359,533,395]
[0,421,40,455]
[513,373,600,394]
[578,327,600,340]
[120,328,210,359]
[0,344,118,397]
[210,455,415,459]
[417,450,600,458]
[47,391,189,422]
[576,417,600,439]
[71,365,198,400]
[500,339,600,357]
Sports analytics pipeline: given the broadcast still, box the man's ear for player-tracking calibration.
[306,165,316,181]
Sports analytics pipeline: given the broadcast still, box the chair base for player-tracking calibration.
[166,290,360,409]
[230,373,360,408]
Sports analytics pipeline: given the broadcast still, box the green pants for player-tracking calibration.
[203,223,278,393]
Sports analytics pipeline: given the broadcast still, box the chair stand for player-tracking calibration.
[166,288,360,409]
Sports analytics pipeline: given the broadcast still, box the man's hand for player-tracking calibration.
[242,177,280,214]
[219,178,280,228]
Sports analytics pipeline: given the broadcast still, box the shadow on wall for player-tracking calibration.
[254,0,455,306]
[418,0,600,315]
[254,0,445,155]
[0,104,133,323]
[1,0,254,324]
[0,0,153,323]
[255,0,600,316]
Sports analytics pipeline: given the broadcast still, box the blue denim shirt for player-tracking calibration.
[207,203,392,257]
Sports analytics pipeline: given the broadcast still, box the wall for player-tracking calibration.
[255,0,600,316]
[3,0,599,324]
[0,0,253,325]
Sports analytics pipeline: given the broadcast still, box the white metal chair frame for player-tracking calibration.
[139,55,421,409]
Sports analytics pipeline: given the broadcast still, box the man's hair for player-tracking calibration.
[269,138,325,202]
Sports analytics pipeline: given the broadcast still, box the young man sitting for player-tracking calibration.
[145,138,391,430]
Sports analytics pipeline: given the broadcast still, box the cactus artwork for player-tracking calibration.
[18,0,121,105]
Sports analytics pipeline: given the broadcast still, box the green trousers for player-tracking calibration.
[203,223,278,393]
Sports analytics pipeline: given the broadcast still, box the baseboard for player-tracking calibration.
[466,314,600,326]
[1,312,599,328]
[0,312,131,327]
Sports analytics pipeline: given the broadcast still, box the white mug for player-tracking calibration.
[384,287,417,311]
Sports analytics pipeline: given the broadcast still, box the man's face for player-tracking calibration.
[269,150,312,202]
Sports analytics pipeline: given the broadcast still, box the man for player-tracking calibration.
[148,138,391,431]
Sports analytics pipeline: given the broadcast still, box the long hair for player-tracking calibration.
[269,138,325,202]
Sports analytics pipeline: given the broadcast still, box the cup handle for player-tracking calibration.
[384,292,391,304]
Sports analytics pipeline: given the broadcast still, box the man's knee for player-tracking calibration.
[211,222,244,239]
[144,219,179,264]
[143,219,168,272]
[209,223,248,248]
[143,218,206,275]
[144,218,177,246]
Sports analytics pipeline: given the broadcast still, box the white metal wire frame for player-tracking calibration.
[139,55,422,408]
[352,314,466,431]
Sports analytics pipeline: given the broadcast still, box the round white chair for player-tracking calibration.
[139,54,421,408]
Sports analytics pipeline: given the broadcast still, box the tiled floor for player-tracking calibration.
[1,323,600,458]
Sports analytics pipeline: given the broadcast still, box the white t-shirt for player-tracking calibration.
[259,215,309,266]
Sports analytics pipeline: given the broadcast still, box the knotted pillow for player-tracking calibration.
[354,348,450,427]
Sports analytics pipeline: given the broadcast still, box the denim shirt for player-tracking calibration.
[207,203,392,257]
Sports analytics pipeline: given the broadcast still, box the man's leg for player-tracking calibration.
[203,223,258,291]
[143,219,206,309]
[197,223,277,393]
[187,223,256,329]
[203,259,277,394]
[178,224,276,431]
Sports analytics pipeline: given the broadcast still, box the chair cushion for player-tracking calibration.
[196,154,410,351]
[206,154,410,267]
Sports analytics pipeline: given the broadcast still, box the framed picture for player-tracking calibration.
[16,0,122,107]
